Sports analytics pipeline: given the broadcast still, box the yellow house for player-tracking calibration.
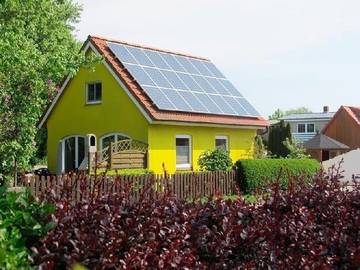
[38,36,268,174]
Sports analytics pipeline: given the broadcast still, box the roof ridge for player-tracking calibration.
[89,35,210,61]
[342,106,360,126]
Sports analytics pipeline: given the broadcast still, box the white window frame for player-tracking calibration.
[175,134,192,170]
[99,133,130,150]
[86,81,102,104]
[306,123,315,133]
[297,123,306,133]
[61,135,86,172]
[215,135,229,151]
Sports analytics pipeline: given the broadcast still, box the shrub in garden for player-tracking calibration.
[198,149,233,171]
[236,158,320,193]
[0,186,55,269]
[267,120,292,157]
[32,171,360,269]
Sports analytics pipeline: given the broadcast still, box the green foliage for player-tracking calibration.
[268,108,284,120]
[235,159,320,193]
[283,138,310,159]
[198,149,233,171]
[254,135,268,159]
[0,186,55,269]
[267,120,292,157]
[0,0,99,175]
[269,107,312,120]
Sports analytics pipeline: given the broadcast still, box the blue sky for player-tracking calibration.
[76,0,360,118]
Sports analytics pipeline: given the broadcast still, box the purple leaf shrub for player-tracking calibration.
[33,172,360,269]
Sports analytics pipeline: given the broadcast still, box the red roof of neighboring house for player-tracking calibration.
[345,106,360,125]
[322,105,360,133]
[38,36,268,128]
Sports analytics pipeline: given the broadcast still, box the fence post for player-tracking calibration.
[108,142,113,170]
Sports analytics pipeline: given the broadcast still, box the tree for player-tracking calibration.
[0,0,93,175]
[269,107,311,120]
[269,109,284,120]
[253,135,268,159]
[267,120,292,157]
[283,138,310,159]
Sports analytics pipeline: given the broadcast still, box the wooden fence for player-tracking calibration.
[19,170,237,202]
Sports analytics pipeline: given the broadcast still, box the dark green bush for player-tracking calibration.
[198,149,233,171]
[236,159,320,193]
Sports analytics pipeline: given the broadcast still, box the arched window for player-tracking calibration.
[100,133,130,150]
[61,135,85,173]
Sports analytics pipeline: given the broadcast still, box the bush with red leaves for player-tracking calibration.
[32,171,360,269]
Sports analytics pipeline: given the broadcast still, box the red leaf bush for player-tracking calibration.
[33,171,360,269]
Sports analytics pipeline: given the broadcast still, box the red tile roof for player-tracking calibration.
[346,106,360,125]
[322,105,360,134]
[89,35,268,127]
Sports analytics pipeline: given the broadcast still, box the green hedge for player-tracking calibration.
[235,159,320,193]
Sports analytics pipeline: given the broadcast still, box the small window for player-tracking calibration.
[86,82,102,104]
[176,135,191,169]
[215,136,229,151]
[297,124,306,133]
[307,123,315,133]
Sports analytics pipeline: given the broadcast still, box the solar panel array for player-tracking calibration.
[107,42,260,117]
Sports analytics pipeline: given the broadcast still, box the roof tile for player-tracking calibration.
[90,35,268,127]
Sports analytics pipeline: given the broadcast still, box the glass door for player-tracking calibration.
[63,136,85,173]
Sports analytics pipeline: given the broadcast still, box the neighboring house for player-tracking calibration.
[322,106,360,150]
[322,149,360,182]
[38,35,268,174]
[279,106,335,143]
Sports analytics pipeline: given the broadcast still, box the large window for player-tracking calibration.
[176,135,191,169]
[62,136,85,173]
[86,82,102,104]
[100,133,129,150]
[215,136,229,151]
[297,123,315,133]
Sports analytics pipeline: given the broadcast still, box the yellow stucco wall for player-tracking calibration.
[46,61,149,173]
[148,124,256,174]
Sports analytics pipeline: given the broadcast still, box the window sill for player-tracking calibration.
[176,164,192,170]
[86,101,102,105]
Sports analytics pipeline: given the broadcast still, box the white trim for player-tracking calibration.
[283,118,332,123]
[175,134,192,169]
[99,132,130,150]
[152,120,263,129]
[75,137,79,168]
[297,122,316,134]
[306,123,315,133]
[297,123,306,133]
[61,139,65,173]
[85,81,102,104]
[60,135,86,172]
[215,135,229,151]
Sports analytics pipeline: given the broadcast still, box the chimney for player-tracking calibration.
[323,106,329,113]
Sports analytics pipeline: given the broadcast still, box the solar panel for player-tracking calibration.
[107,42,260,117]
